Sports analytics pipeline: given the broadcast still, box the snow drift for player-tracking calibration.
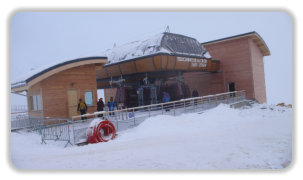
[11,104,292,169]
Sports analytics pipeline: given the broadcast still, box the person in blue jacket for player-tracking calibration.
[162,92,170,111]
[108,97,115,116]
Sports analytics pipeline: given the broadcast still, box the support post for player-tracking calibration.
[133,109,136,126]
[173,102,176,116]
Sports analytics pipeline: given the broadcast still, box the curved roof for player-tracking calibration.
[104,32,211,65]
[201,31,270,56]
[11,56,107,92]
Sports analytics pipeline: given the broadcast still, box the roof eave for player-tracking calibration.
[201,31,270,56]
[11,85,28,93]
[11,57,108,91]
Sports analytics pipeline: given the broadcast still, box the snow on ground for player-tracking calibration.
[10,103,292,170]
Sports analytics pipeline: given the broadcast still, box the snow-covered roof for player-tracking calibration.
[11,32,212,90]
[103,32,211,65]
[11,56,107,90]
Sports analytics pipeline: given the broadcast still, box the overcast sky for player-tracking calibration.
[10,11,292,105]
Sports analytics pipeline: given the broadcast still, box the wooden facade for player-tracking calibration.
[96,54,219,89]
[12,57,107,119]
[104,32,270,104]
[202,32,270,103]
[40,64,98,119]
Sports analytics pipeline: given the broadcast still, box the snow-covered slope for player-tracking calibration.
[11,104,292,169]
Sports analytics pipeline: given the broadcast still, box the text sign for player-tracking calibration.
[177,57,208,68]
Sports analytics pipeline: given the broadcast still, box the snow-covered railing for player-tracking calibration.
[71,90,246,145]
[11,105,28,113]
[11,111,30,130]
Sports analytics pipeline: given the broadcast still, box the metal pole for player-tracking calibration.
[133,108,136,126]
[116,120,119,132]
[149,106,151,118]
[173,102,176,116]
[72,117,75,145]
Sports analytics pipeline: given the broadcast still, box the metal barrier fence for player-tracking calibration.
[11,112,73,147]
[11,112,43,131]
[40,119,72,148]
[71,90,246,145]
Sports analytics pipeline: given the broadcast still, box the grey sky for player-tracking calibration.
[10,11,293,105]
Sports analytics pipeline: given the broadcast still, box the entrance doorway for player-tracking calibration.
[67,89,79,119]
[228,82,235,97]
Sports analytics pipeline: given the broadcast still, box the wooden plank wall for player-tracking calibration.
[249,38,267,103]
[183,72,225,97]
[38,64,98,119]
[204,37,256,100]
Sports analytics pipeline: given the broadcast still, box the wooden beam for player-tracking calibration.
[152,56,157,71]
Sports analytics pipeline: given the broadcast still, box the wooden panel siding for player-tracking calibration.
[203,37,264,101]
[120,61,137,75]
[175,58,190,70]
[167,56,176,70]
[40,64,98,119]
[135,57,155,73]
[95,66,108,79]
[106,65,121,77]
[153,55,162,70]
[249,38,267,103]
[184,72,225,97]
[161,55,168,69]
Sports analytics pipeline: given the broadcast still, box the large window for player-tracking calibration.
[84,91,93,106]
[29,95,42,111]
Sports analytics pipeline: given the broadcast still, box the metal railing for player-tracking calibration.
[11,91,246,147]
[11,105,28,112]
[71,90,246,145]
[11,111,43,131]
[40,118,72,148]
[11,111,73,147]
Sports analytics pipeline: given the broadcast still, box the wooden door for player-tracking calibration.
[67,89,79,119]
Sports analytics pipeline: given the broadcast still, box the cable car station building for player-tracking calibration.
[11,31,270,120]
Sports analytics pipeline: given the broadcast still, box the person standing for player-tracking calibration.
[162,92,170,111]
[192,89,199,105]
[77,98,87,120]
[192,89,199,97]
[108,97,115,116]
[97,98,105,117]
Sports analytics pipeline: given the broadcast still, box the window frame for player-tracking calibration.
[84,91,94,106]
[29,94,43,111]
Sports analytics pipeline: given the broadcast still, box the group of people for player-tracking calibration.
[77,89,199,119]
[77,97,115,119]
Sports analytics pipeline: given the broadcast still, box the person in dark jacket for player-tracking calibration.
[77,98,87,120]
[192,89,199,105]
[97,98,105,117]
[192,89,199,97]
